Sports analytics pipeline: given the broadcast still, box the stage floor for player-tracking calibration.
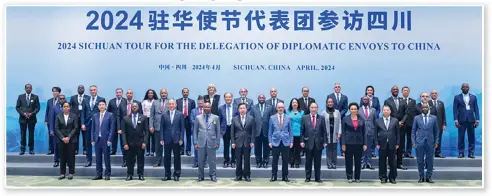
[6,176,482,188]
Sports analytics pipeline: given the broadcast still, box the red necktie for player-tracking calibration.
[184,99,188,117]
[312,115,316,128]
[199,108,202,115]
[364,107,369,118]
[126,103,131,116]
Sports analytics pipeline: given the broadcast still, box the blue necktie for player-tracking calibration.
[26,95,30,104]
[205,114,209,123]
[133,114,137,129]
[424,115,427,125]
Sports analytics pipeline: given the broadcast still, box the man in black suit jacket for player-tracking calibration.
[204,84,220,115]
[375,106,400,184]
[300,103,327,183]
[298,87,316,115]
[69,85,90,155]
[429,90,447,158]
[400,86,418,159]
[121,103,148,181]
[15,84,40,155]
[116,89,143,167]
[383,85,407,170]
[45,87,61,155]
[108,88,126,155]
[176,88,196,156]
[231,103,256,182]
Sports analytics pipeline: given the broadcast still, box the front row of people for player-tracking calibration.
[53,98,439,184]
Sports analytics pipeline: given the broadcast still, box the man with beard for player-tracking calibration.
[453,83,480,158]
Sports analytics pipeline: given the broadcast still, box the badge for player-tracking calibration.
[78,105,83,110]
[30,100,34,102]
[213,121,216,125]
[138,121,141,124]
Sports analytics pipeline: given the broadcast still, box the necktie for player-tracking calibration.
[279,115,283,127]
[205,114,209,123]
[364,107,369,118]
[99,113,104,136]
[26,95,30,105]
[336,94,340,103]
[273,99,277,107]
[242,98,245,104]
[434,100,438,110]
[226,105,231,125]
[133,114,137,129]
[424,115,427,125]
[184,99,188,117]
[404,98,408,105]
[54,99,57,106]
[241,116,245,127]
[311,115,316,129]
[90,97,95,109]
[161,100,165,112]
[126,102,131,116]
[260,104,264,117]
[170,111,174,124]
[305,98,308,107]
[385,118,389,129]
[394,97,399,111]
[79,96,83,104]
[118,99,121,107]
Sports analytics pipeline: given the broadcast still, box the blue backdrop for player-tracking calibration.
[5,6,482,156]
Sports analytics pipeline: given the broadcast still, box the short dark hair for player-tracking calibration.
[349,102,359,110]
[402,86,410,91]
[98,100,106,105]
[52,87,61,93]
[237,103,246,109]
[25,84,32,88]
[62,102,71,107]
[182,88,189,93]
[197,95,204,101]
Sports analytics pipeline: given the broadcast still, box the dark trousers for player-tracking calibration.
[404,125,413,154]
[223,125,235,163]
[290,136,301,165]
[181,118,192,153]
[272,142,289,178]
[164,142,181,177]
[362,136,375,165]
[47,125,54,151]
[154,131,163,165]
[126,145,145,176]
[458,122,475,154]
[19,122,35,150]
[305,147,322,180]
[75,113,84,152]
[235,146,251,177]
[435,128,444,155]
[397,129,406,165]
[85,120,94,162]
[345,144,363,180]
[95,139,111,176]
[111,128,123,153]
[416,141,434,178]
[379,143,397,180]
[52,134,59,162]
[146,133,155,154]
[254,134,269,164]
[58,142,75,175]
[326,143,338,166]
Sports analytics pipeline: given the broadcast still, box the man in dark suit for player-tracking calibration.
[160,99,185,181]
[177,88,196,156]
[91,100,115,181]
[15,84,40,155]
[117,89,142,167]
[298,87,316,115]
[81,85,105,167]
[453,83,480,159]
[430,90,447,158]
[69,85,90,155]
[108,88,126,155]
[121,103,148,181]
[48,94,66,167]
[266,88,284,109]
[327,83,348,156]
[252,94,274,168]
[412,104,439,183]
[204,84,220,115]
[401,86,418,159]
[231,103,256,182]
[375,105,400,184]
[383,85,407,170]
[300,102,327,183]
[219,92,237,168]
[233,88,254,112]
[45,87,61,155]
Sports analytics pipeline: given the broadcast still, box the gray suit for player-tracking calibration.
[194,113,221,178]
[358,106,377,166]
[149,98,167,165]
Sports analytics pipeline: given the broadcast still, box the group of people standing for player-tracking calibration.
[15,82,480,183]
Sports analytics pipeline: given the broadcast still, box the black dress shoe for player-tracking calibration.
[186,151,192,156]
[145,152,150,156]
[211,176,217,182]
[58,175,66,180]
[180,151,184,155]
[223,161,228,168]
[53,162,59,167]
[290,164,294,168]
[74,150,79,155]
[435,154,445,158]
[126,176,133,181]
[193,163,198,168]
[341,152,345,157]
[122,161,127,167]
[263,163,268,168]
[361,164,366,170]
[245,176,251,182]
[67,175,73,180]
[418,177,424,183]
[315,179,323,183]
[197,177,204,182]
[231,162,236,168]
[295,164,299,168]
[355,179,361,183]
[282,177,290,182]
[390,179,397,184]
[468,154,475,159]
[92,176,103,180]
[270,176,277,182]
[162,177,171,181]
[367,165,375,170]
[305,178,311,182]
[333,165,337,169]
[151,152,155,156]
[234,176,242,181]
[371,153,376,158]
[138,175,145,181]
[397,165,407,170]
[153,163,161,167]
[105,176,110,181]
[174,176,179,181]
[380,179,387,183]
[110,151,116,155]
[83,150,87,155]
[259,164,264,168]
[19,151,25,155]
[426,178,434,183]
[47,150,53,155]
[458,154,464,158]
[84,161,92,167]
[29,150,35,155]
